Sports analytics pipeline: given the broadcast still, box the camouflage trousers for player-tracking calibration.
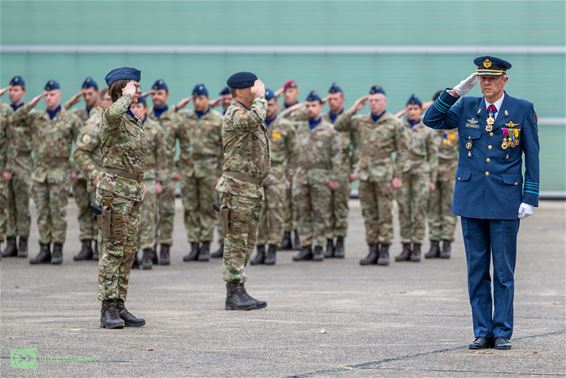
[32,180,69,244]
[359,180,394,245]
[73,178,98,241]
[181,175,217,243]
[295,173,333,248]
[330,174,350,238]
[396,172,430,243]
[220,193,263,284]
[139,180,158,250]
[157,178,176,246]
[96,188,141,301]
[257,177,286,245]
[5,173,31,237]
[428,176,457,242]
[0,180,6,241]
[283,182,295,232]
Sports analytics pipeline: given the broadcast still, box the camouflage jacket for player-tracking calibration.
[19,105,81,183]
[264,116,299,180]
[149,106,184,178]
[0,106,8,172]
[432,128,459,181]
[400,118,439,181]
[74,107,104,183]
[335,110,407,182]
[323,110,354,176]
[177,108,223,178]
[71,107,97,179]
[216,98,270,198]
[97,95,148,201]
[4,103,35,175]
[295,118,341,182]
[141,117,167,182]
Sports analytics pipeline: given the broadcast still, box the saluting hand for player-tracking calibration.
[122,81,138,97]
[351,96,368,112]
[452,72,478,97]
[175,97,191,111]
[29,94,43,108]
[209,97,221,107]
[66,91,83,108]
[251,80,265,98]
[0,87,6,97]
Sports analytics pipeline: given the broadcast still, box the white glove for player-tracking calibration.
[518,203,534,219]
[453,73,478,97]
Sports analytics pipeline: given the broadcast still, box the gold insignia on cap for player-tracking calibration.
[483,59,492,69]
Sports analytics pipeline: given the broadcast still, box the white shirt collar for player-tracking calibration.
[484,92,505,118]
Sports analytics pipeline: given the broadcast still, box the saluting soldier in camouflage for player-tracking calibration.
[73,88,113,261]
[177,84,223,262]
[335,85,408,266]
[250,88,298,266]
[96,68,146,329]
[426,91,459,259]
[292,90,341,262]
[0,98,8,254]
[130,96,167,270]
[14,81,81,264]
[322,83,354,258]
[394,95,438,263]
[1,76,32,259]
[216,72,269,311]
[65,77,101,261]
[148,79,184,265]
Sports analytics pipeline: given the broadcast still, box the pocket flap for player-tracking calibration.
[501,174,523,186]
[456,169,472,182]
[463,129,482,140]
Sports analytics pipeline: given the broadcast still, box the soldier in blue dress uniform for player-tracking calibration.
[423,56,540,350]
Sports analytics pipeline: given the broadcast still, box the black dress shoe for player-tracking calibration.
[469,337,494,349]
[494,337,512,350]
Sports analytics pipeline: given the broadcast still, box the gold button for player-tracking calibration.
[490,132,494,136]
[486,158,491,163]
[485,171,490,176]
[488,145,493,150]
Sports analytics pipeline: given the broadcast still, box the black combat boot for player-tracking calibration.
[440,240,452,259]
[2,236,17,257]
[93,240,99,260]
[132,251,140,269]
[30,243,51,264]
[51,243,63,264]
[360,244,379,266]
[100,299,125,329]
[74,239,93,261]
[395,243,412,262]
[279,231,293,250]
[142,248,153,270]
[334,236,345,258]
[17,236,28,258]
[324,238,334,258]
[225,282,267,311]
[250,245,266,265]
[377,244,390,266]
[425,240,440,259]
[152,247,159,264]
[159,244,171,265]
[198,241,211,262]
[312,246,324,262]
[264,244,277,265]
[293,229,301,251]
[411,243,422,262]
[115,299,145,327]
[183,242,200,262]
[293,245,313,261]
[211,243,224,258]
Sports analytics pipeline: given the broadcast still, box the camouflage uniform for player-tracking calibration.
[17,104,81,245]
[335,110,407,245]
[396,118,438,243]
[70,107,99,242]
[428,129,459,241]
[148,107,183,247]
[138,118,167,250]
[4,104,33,240]
[97,94,147,301]
[257,117,298,246]
[0,106,8,244]
[74,107,104,190]
[294,119,341,248]
[177,109,223,244]
[323,110,353,239]
[216,97,270,283]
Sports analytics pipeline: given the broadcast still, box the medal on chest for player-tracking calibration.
[465,136,473,157]
[485,112,495,132]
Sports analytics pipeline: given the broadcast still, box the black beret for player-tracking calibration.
[474,56,512,76]
[227,72,257,89]
[105,67,141,86]
[82,77,98,90]
[44,80,61,91]
[9,75,25,87]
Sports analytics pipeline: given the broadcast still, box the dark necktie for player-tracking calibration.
[487,104,497,114]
